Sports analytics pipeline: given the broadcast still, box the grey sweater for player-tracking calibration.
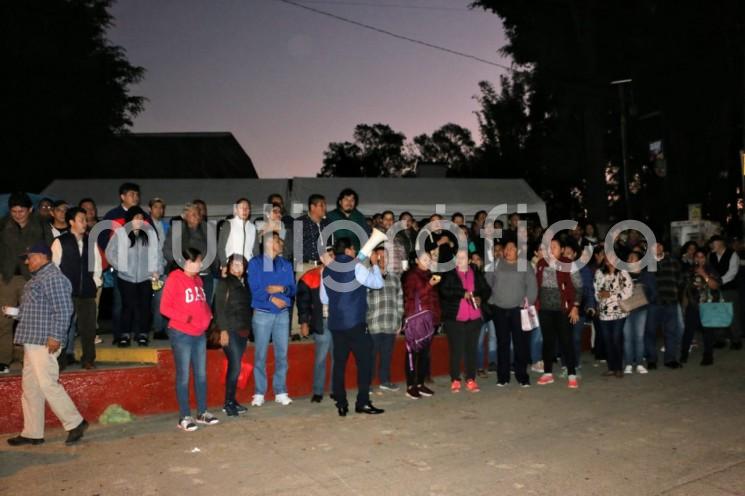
[486,260,538,309]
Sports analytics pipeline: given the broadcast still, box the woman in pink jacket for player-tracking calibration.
[160,248,219,432]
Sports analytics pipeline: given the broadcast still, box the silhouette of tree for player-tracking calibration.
[319,123,412,177]
[413,123,476,176]
[1,0,145,191]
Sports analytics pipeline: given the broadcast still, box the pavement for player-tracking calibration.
[1,347,744,496]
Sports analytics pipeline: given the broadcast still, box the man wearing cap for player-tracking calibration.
[5,242,88,446]
[0,192,50,374]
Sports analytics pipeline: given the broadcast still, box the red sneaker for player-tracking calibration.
[537,374,554,385]
[451,380,461,393]
[466,379,480,393]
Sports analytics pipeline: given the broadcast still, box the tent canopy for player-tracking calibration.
[289,178,547,226]
[41,179,289,219]
[40,177,546,226]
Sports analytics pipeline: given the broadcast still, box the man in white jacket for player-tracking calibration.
[217,198,257,272]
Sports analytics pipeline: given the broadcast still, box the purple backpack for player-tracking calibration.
[403,292,434,368]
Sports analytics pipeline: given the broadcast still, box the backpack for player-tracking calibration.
[403,292,434,369]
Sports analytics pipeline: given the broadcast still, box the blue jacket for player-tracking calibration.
[579,264,597,313]
[248,255,296,314]
[321,254,383,331]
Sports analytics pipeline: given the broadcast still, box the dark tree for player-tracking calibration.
[319,123,412,177]
[413,123,476,176]
[471,0,745,228]
[1,0,145,192]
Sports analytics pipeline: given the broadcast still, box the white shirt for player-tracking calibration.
[716,250,740,285]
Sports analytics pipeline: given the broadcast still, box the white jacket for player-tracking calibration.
[218,217,257,266]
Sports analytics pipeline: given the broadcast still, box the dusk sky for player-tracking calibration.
[109,0,511,178]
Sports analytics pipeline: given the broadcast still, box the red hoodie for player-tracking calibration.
[160,270,213,336]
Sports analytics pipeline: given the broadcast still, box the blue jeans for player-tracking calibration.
[645,304,683,364]
[624,308,648,366]
[65,315,77,356]
[530,326,543,363]
[168,328,207,418]
[477,319,497,368]
[252,310,290,396]
[112,275,122,338]
[223,332,248,404]
[312,320,334,396]
[371,333,396,385]
[598,318,626,372]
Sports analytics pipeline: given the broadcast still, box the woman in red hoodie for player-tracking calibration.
[160,248,219,431]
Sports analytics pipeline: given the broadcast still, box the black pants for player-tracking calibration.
[494,306,531,384]
[540,309,576,375]
[593,316,606,360]
[597,318,625,372]
[444,319,482,381]
[405,342,430,387]
[683,304,714,355]
[223,332,248,404]
[118,279,153,339]
[331,325,372,409]
[75,297,98,365]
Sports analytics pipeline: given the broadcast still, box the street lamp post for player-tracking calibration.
[611,78,633,219]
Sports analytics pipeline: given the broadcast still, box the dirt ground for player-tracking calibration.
[1,348,744,496]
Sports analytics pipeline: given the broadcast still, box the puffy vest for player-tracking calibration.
[59,232,96,298]
[710,249,736,291]
[325,254,367,331]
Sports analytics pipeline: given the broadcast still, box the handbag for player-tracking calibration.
[619,281,649,313]
[520,297,540,331]
[220,356,253,390]
[403,292,435,368]
[700,301,734,328]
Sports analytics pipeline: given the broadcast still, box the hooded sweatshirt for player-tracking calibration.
[160,269,213,335]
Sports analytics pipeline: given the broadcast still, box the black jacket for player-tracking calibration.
[296,267,324,334]
[214,274,252,333]
[438,264,492,322]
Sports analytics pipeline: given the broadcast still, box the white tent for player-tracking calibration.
[42,177,547,226]
[290,177,548,226]
[42,179,289,219]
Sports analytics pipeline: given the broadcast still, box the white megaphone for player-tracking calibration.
[358,228,388,260]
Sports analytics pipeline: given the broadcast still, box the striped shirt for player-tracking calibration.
[366,272,403,334]
[14,262,74,346]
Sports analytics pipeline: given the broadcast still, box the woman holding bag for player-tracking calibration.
[401,251,441,399]
[486,240,538,387]
[160,248,219,431]
[682,248,721,366]
[439,250,491,393]
[594,254,633,378]
[215,255,253,416]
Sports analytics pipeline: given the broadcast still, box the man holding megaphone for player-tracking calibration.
[320,236,385,417]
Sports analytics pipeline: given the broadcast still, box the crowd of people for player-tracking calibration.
[2,182,743,442]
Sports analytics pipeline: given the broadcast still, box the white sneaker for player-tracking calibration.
[636,364,648,374]
[196,411,219,425]
[274,393,293,406]
[251,394,265,407]
[178,416,198,432]
[531,361,544,373]
[624,365,633,374]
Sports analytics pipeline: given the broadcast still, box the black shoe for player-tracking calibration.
[355,402,384,415]
[700,353,714,366]
[731,341,743,350]
[233,402,248,414]
[311,394,323,403]
[222,403,239,417]
[0,363,9,374]
[329,394,336,402]
[65,419,88,445]
[679,351,688,364]
[137,335,149,347]
[647,362,657,370]
[66,354,78,365]
[664,361,682,369]
[152,331,169,340]
[337,405,349,417]
[7,435,44,446]
[405,386,421,399]
[417,384,434,397]
[117,336,131,348]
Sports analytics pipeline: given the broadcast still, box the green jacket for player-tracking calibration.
[326,208,370,251]
[0,214,52,282]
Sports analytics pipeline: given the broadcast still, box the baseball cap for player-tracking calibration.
[20,241,52,259]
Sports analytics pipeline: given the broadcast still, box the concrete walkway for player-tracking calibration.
[1,349,744,496]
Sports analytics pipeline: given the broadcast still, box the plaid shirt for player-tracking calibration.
[14,262,74,346]
[366,272,403,334]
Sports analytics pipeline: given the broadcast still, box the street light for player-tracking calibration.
[611,79,632,219]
